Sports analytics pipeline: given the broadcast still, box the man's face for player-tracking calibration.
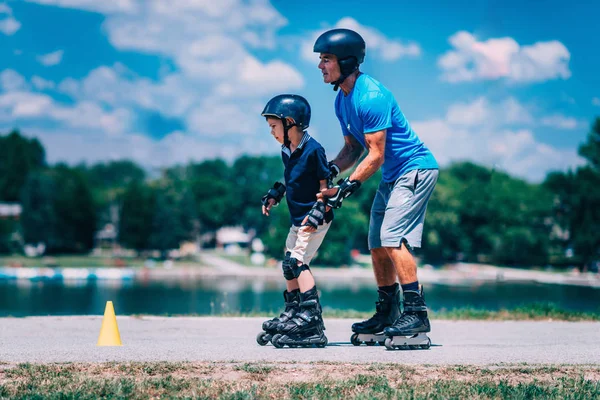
[318,53,341,84]
[266,117,284,144]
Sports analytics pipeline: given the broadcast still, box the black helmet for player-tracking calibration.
[313,28,365,90]
[313,28,366,64]
[261,94,311,130]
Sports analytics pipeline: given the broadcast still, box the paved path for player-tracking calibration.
[1,317,599,365]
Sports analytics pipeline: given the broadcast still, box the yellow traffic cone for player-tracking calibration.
[97,301,122,346]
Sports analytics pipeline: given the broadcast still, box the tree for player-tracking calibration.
[0,130,45,202]
[187,159,234,232]
[118,181,156,252]
[20,171,57,248]
[578,117,600,171]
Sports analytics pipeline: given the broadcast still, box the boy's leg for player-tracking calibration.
[284,226,301,291]
[290,221,331,292]
[273,222,331,348]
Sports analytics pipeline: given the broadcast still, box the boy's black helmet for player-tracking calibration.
[261,94,311,130]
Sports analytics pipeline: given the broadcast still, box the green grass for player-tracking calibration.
[156,302,599,321]
[0,362,598,399]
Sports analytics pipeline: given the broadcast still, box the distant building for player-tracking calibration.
[0,203,22,220]
[215,226,251,251]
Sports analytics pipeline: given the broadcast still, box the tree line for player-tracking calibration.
[1,118,599,268]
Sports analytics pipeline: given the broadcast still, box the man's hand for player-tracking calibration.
[327,161,341,188]
[320,177,361,209]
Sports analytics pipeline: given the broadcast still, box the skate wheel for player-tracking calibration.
[271,334,284,348]
[365,341,375,346]
[420,338,431,350]
[256,332,270,346]
[409,345,419,350]
[350,333,361,346]
[316,337,328,348]
[384,337,394,350]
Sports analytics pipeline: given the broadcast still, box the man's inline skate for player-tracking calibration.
[350,285,400,346]
[271,287,328,348]
[383,286,431,350]
[256,289,300,346]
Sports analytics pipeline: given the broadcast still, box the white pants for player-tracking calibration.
[285,221,331,265]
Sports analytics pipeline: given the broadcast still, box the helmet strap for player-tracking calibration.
[331,57,358,91]
[282,118,297,148]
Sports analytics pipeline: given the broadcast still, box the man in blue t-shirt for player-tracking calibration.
[313,29,439,348]
[257,94,332,349]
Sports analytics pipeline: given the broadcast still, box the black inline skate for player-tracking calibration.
[256,289,300,346]
[383,286,431,350]
[350,284,400,346]
[271,286,328,348]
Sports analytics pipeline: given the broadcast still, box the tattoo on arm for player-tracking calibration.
[332,136,364,173]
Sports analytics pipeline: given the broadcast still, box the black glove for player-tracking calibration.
[327,161,341,188]
[326,178,361,209]
[261,182,286,207]
[302,201,326,229]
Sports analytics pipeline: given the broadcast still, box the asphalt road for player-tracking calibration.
[1,317,599,365]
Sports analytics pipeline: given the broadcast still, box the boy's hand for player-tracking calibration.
[301,200,326,232]
[262,198,277,216]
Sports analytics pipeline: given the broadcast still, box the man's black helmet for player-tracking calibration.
[313,28,366,65]
[261,94,311,130]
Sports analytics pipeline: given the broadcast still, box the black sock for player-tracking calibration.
[378,282,399,295]
[401,281,419,292]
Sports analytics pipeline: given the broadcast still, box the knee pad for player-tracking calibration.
[282,252,310,280]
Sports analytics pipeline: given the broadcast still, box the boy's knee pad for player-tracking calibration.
[282,252,310,280]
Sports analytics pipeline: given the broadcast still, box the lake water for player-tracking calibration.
[1,277,599,317]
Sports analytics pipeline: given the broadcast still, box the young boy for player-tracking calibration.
[256,94,332,348]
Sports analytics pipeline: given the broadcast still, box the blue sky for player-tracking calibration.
[1,0,598,182]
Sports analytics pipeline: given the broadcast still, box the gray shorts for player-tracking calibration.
[368,169,438,250]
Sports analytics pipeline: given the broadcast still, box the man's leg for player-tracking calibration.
[371,247,397,287]
[381,169,439,337]
[385,243,417,285]
[351,181,401,337]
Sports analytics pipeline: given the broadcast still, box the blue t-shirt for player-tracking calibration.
[282,133,334,227]
[335,73,438,182]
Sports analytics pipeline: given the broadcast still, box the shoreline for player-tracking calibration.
[0,261,599,288]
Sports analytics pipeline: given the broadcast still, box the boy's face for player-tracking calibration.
[318,53,341,84]
[266,117,285,144]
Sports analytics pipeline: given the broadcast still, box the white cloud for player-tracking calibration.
[445,97,533,127]
[438,31,570,83]
[0,4,20,35]
[593,97,600,107]
[37,50,64,66]
[540,115,585,130]
[412,97,585,182]
[0,91,131,135]
[0,69,28,92]
[4,1,306,169]
[31,76,56,90]
[24,0,138,14]
[0,17,20,35]
[302,17,421,63]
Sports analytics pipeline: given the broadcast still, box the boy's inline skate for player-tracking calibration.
[271,287,328,348]
[256,289,300,346]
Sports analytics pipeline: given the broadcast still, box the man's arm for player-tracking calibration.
[331,135,364,173]
[348,129,386,183]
